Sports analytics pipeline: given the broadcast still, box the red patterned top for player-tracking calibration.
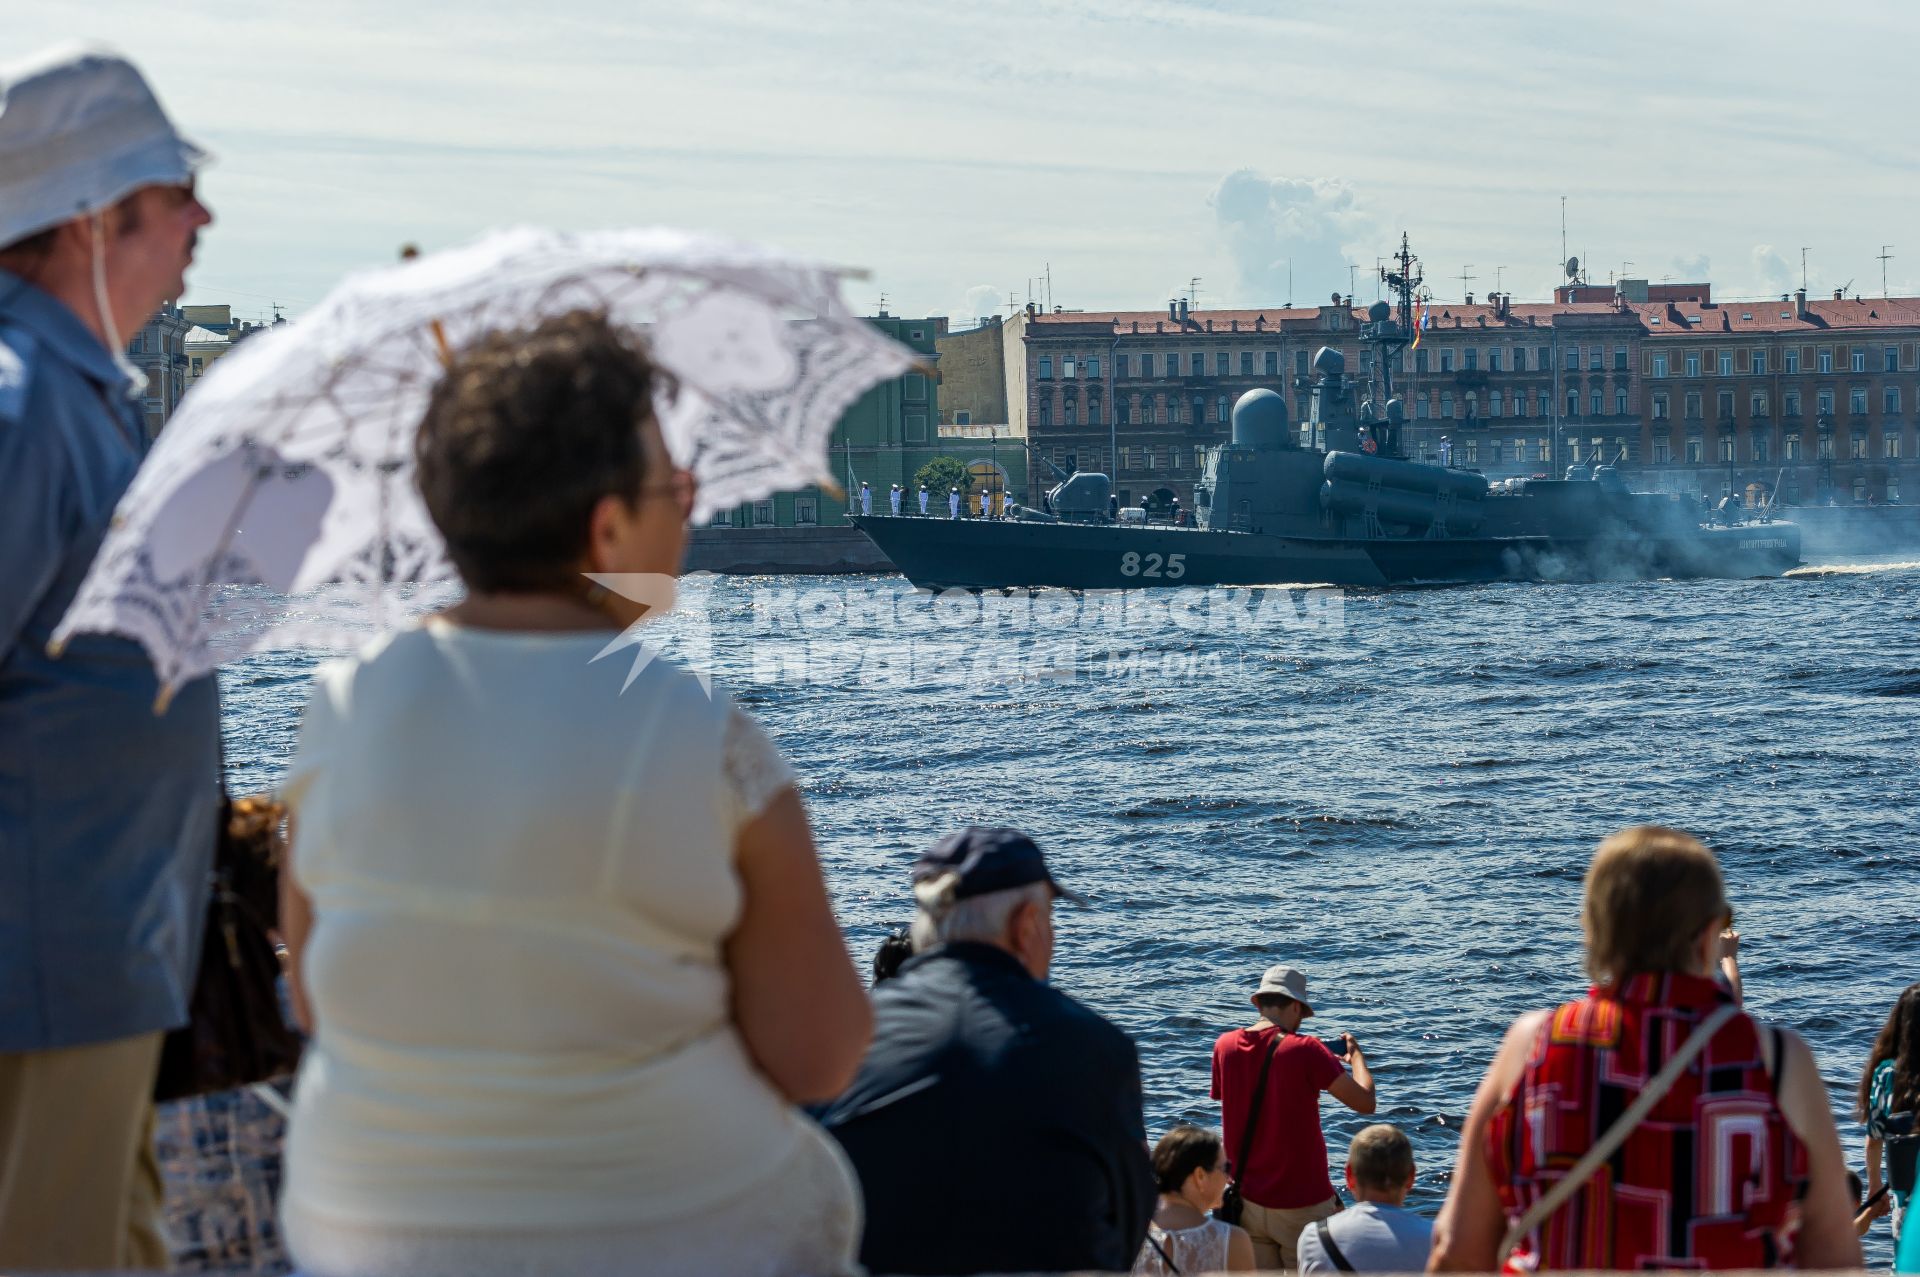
[1484,972,1809,1270]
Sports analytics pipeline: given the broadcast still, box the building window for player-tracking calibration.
[1216,394,1229,423]
[753,500,775,526]
[1718,436,1737,462]
[1784,390,1801,416]
[1087,399,1101,425]
[1885,346,1900,372]
[1192,395,1205,424]
[953,410,972,426]
[1143,446,1157,471]
[1115,354,1129,378]
[1854,477,1869,502]
[906,412,927,441]
[1086,357,1100,379]
[1590,391,1603,416]
[1565,345,1580,371]
[1685,438,1703,463]
[1818,388,1834,415]
[1038,402,1051,427]
[1818,350,1833,373]
[1652,393,1670,419]
[1615,390,1628,415]
[1062,358,1076,379]
[1752,350,1768,375]
[794,496,818,526]
[1138,353,1154,377]
[1717,390,1734,419]
[1216,352,1230,375]
[1463,439,1479,464]
[1851,433,1869,459]
[1118,396,1132,425]
[1489,439,1503,465]
[1718,352,1734,376]
[1509,393,1521,417]
[1239,351,1253,375]
[1784,433,1801,460]
[1817,433,1834,460]
[1537,391,1550,416]
[1440,351,1455,372]
[1118,446,1132,471]
[1171,445,1187,471]
[1192,352,1206,376]
[1537,436,1551,461]
[1062,401,1077,427]
[1851,349,1867,373]
[1489,350,1502,372]
[1885,386,1902,413]
[1850,388,1868,415]
[1537,345,1550,370]
[1415,349,1429,373]
[1567,389,1579,418]
[1514,349,1529,372]
[1441,392,1455,418]
[1264,351,1278,376]
[1752,436,1769,463]
[709,508,734,527]
[1589,348,1603,371]
[1750,392,1768,418]
[1416,397,1430,419]
[1614,345,1629,371]
[1887,432,1904,459]
[1490,390,1503,416]
[1685,354,1701,377]
[1652,438,1671,463]
[1514,439,1529,463]
[1686,391,1703,419]
[1464,348,1478,370]
[1038,356,1052,380]
[1295,350,1309,377]
[1785,350,1800,374]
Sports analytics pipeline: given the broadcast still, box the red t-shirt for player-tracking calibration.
[1210,1025,1346,1209]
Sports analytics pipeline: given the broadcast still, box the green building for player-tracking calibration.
[707,314,1026,526]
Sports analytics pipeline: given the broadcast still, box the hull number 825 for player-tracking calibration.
[1120,552,1185,579]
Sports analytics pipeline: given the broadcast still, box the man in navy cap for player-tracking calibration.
[0,44,218,1269]
[818,826,1154,1275]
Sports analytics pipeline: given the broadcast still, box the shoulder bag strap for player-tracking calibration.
[1232,1033,1281,1181]
[1496,1001,1741,1269]
[1315,1216,1356,1273]
[1146,1225,1182,1276]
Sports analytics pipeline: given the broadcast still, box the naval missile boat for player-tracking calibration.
[854,240,1801,591]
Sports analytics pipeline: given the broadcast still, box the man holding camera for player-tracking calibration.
[1212,965,1378,1270]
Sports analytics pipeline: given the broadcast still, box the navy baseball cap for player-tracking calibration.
[912,826,1087,905]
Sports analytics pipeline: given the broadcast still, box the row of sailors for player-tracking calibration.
[859,482,1002,518]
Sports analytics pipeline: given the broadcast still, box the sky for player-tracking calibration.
[15,0,1920,328]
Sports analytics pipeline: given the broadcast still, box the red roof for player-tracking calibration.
[1023,298,1920,337]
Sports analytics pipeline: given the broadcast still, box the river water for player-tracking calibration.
[218,559,1920,1255]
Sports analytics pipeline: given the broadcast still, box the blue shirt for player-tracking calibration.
[0,270,219,1052]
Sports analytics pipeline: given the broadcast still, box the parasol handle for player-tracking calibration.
[428,319,454,368]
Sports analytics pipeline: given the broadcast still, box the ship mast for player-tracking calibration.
[1368,232,1423,454]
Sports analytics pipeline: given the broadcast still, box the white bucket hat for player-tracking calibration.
[0,43,208,247]
[1251,964,1315,1016]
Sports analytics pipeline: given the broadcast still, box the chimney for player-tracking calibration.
[1794,288,1808,317]
[1169,300,1178,322]
[1178,298,1190,323]
[1833,288,1845,301]
[1465,292,1474,306]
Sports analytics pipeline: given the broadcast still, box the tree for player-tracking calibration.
[913,456,972,495]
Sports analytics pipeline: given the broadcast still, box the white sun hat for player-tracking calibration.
[0,43,208,247]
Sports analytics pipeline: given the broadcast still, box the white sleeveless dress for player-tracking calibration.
[278,622,859,1276]
[1134,1217,1233,1275]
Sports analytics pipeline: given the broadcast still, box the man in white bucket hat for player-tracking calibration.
[1210,964,1379,1270]
[0,44,219,1270]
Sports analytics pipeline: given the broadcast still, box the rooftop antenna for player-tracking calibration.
[1560,196,1568,279]
[1376,256,1384,300]
[1620,260,1634,283]
[1800,247,1810,291]
[1045,263,1052,312]
[1287,259,1293,308]
[1348,264,1358,301]
[1879,245,1896,296]
[1457,264,1476,301]
[875,291,889,315]
[1495,265,1506,293]
[1188,276,1201,310]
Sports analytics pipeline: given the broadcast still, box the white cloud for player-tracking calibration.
[1750,245,1797,297]
[1209,171,1374,308]
[955,285,1005,328]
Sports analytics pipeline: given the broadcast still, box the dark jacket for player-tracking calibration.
[817,941,1154,1275]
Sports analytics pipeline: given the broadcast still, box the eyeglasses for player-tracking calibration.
[637,468,697,520]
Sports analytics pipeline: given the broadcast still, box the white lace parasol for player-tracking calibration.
[54,226,920,697]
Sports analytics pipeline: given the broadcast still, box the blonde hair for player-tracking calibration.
[1582,826,1729,985]
[1347,1124,1414,1192]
